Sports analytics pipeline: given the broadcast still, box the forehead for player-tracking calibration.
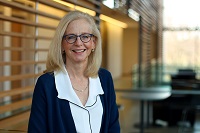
[66,19,92,34]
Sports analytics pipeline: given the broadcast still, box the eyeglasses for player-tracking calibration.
[63,33,94,44]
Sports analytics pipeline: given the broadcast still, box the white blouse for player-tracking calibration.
[54,68,104,133]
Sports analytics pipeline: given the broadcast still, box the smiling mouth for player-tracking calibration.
[72,49,86,53]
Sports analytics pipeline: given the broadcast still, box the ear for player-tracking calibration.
[61,43,65,53]
[92,37,96,49]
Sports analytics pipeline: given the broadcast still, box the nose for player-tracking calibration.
[74,36,83,46]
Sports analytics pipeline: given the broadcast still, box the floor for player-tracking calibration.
[114,75,200,133]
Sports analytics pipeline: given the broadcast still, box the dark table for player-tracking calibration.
[117,86,171,133]
[116,85,200,133]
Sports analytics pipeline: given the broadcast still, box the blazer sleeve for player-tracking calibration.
[99,68,120,133]
[107,72,120,133]
[28,75,49,133]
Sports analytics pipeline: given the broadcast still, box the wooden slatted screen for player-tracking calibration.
[0,0,101,122]
[129,0,163,88]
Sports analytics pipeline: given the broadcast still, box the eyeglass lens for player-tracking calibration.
[64,33,93,44]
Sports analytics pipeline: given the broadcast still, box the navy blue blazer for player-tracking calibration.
[28,68,120,133]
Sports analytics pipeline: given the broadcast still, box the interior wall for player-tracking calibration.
[0,19,3,92]
[122,27,139,75]
[106,23,123,79]
[100,21,108,68]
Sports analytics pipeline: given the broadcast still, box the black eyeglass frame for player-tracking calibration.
[63,33,94,44]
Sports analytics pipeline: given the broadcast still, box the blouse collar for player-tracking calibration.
[54,68,104,107]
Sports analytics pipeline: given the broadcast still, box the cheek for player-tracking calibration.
[62,42,70,51]
[87,42,95,49]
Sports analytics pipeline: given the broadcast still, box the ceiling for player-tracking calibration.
[101,4,138,28]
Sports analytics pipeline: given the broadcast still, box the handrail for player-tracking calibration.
[0,31,53,40]
[0,86,34,98]
[0,61,46,66]
[0,111,30,129]
[0,47,48,52]
[0,98,32,114]
[0,14,56,30]
[0,73,42,82]
[0,0,62,20]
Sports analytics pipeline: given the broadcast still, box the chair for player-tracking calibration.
[178,95,200,133]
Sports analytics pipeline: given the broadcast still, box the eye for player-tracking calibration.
[81,34,90,39]
[66,35,76,40]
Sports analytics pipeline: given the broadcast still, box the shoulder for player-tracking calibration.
[35,72,55,89]
[98,68,112,77]
[98,68,114,88]
[37,72,54,82]
[34,72,56,95]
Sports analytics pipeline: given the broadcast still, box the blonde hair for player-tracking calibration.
[45,10,102,77]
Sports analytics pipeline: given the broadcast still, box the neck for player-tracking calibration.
[67,64,89,94]
[65,57,89,79]
[66,65,87,79]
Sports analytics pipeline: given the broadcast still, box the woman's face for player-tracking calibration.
[62,19,96,65]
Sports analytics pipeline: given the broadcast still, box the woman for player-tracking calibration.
[28,10,120,133]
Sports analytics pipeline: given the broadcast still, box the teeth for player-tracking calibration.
[72,49,85,53]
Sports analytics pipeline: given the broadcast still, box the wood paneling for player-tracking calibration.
[129,0,163,87]
[0,0,101,128]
